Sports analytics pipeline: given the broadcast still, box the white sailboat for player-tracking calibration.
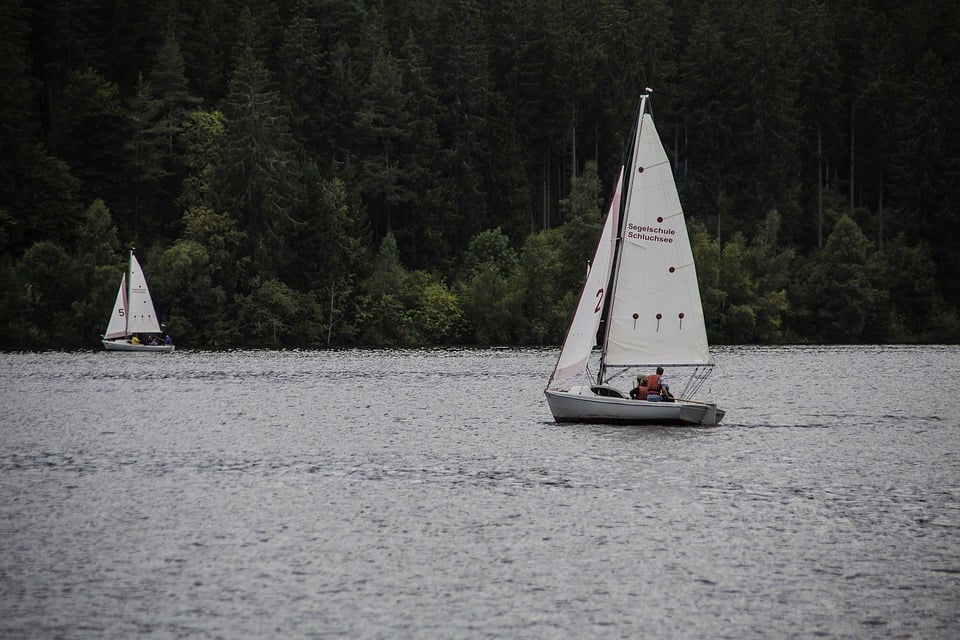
[545,92,723,425]
[101,250,175,352]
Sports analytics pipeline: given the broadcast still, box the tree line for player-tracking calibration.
[1,0,958,349]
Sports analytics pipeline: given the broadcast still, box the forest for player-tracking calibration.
[1,0,958,349]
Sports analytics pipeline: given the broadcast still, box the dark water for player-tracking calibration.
[1,346,958,639]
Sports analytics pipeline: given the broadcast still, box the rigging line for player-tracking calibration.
[640,159,671,170]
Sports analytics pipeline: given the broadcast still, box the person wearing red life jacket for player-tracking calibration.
[645,367,675,402]
[630,375,648,400]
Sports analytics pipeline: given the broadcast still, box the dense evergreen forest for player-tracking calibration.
[1,0,958,349]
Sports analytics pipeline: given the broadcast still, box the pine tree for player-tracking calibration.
[217,9,301,276]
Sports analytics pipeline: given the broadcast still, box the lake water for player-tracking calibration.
[1,346,958,639]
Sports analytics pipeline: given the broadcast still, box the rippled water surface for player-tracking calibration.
[1,346,958,639]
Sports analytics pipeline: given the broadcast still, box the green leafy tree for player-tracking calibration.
[72,199,121,339]
[177,109,226,211]
[457,227,518,280]
[150,32,202,155]
[216,10,301,276]
[455,227,520,345]
[151,240,231,348]
[356,233,408,345]
[688,219,723,340]
[558,161,603,290]
[286,166,369,345]
[235,277,317,347]
[0,0,55,253]
[512,229,566,344]
[309,0,367,165]
[179,205,246,290]
[354,51,415,243]
[2,0,958,349]
[150,204,245,347]
[50,68,131,224]
[145,31,203,231]
[180,4,226,101]
[742,210,793,343]
[428,0,494,245]
[0,0,35,150]
[458,264,519,345]
[395,31,460,269]
[404,271,465,345]
[0,259,37,348]
[126,73,166,235]
[802,215,881,342]
[3,145,82,254]
[278,2,324,155]
[873,233,941,343]
[717,235,756,343]
[16,241,79,347]
[790,0,843,249]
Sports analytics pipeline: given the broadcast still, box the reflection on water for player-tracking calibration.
[1,346,958,639]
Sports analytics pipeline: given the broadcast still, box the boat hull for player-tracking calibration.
[545,387,723,426]
[102,339,175,353]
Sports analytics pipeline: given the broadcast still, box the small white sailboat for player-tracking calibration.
[101,249,175,352]
[545,91,723,425]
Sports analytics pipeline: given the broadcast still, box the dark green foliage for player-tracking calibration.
[14,241,79,346]
[0,0,958,349]
[455,227,519,345]
[216,23,301,276]
[50,68,130,222]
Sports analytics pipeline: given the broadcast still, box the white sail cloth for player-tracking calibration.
[603,112,710,367]
[125,253,162,334]
[103,274,127,340]
[102,252,163,339]
[550,167,624,383]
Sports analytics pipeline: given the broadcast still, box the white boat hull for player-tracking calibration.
[545,386,723,426]
[102,339,175,353]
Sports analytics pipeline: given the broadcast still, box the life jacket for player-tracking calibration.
[646,373,661,393]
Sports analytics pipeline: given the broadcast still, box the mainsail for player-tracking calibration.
[125,253,162,335]
[602,109,709,367]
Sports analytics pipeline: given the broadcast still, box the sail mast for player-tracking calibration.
[597,93,649,384]
[125,249,133,338]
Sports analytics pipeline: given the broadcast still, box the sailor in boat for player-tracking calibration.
[629,375,648,400]
[645,367,675,402]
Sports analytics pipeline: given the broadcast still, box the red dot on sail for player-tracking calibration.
[669,267,675,273]
[632,313,639,319]
[657,217,663,223]
[679,313,685,319]
[637,167,644,173]
[656,313,662,320]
